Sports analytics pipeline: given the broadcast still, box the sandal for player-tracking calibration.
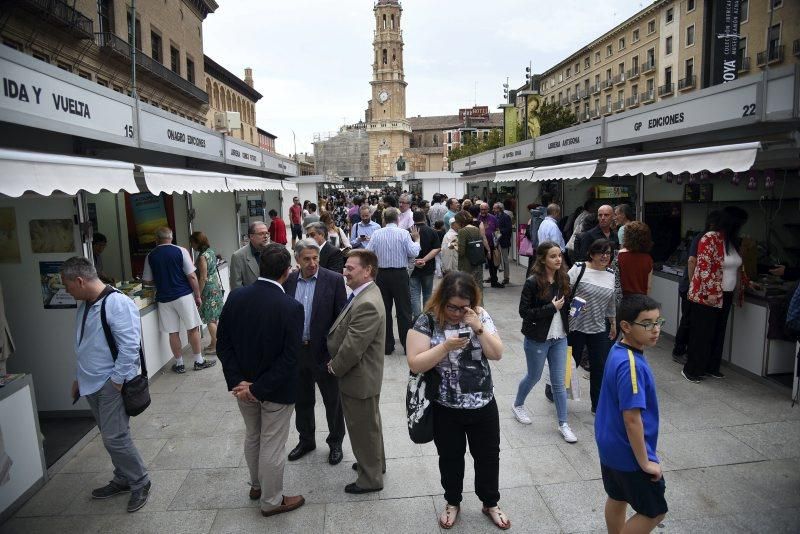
[438,504,459,529]
[482,506,511,530]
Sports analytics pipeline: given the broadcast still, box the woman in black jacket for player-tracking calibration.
[512,241,578,443]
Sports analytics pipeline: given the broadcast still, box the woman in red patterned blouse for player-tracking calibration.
[683,206,754,383]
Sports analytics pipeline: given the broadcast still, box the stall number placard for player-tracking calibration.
[138,110,224,159]
[0,57,134,142]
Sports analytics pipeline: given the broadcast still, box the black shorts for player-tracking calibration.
[601,464,668,518]
[290,223,302,240]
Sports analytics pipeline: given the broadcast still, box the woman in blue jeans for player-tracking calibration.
[513,241,578,444]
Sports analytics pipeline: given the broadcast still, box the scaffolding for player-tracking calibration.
[313,123,370,181]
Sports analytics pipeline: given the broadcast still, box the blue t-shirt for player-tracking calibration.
[595,341,660,472]
[143,244,194,303]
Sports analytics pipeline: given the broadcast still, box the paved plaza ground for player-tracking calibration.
[4,264,800,533]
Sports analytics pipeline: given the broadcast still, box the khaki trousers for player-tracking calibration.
[237,398,294,510]
[341,392,385,489]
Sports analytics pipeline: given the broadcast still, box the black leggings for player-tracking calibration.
[432,398,500,508]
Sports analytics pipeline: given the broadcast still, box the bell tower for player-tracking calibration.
[368,0,411,180]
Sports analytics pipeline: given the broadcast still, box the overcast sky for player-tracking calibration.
[203,0,649,155]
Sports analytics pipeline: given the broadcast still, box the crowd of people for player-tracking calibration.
[72,186,781,533]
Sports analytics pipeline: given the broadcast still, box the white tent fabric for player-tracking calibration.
[494,167,534,183]
[460,172,495,184]
[530,160,599,182]
[281,181,298,191]
[139,166,228,194]
[226,176,283,192]
[0,149,137,197]
[603,142,760,177]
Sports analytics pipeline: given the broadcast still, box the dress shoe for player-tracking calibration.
[261,495,305,517]
[345,482,382,494]
[127,481,151,513]
[490,283,505,289]
[249,486,262,500]
[352,462,386,474]
[91,481,130,499]
[328,445,343,465]
[288,442,315,461]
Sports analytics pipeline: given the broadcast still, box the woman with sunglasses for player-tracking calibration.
[568,238,618,415]
[513,241,578,443]
[406,272,508,530]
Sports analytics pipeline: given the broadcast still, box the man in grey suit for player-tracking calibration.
[230,222,269,289]
[327,250,386,494]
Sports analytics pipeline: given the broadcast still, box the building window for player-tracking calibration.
[56,61,72,72]
[584,57,590,69]
[186,57,195,83]
[771,0,782,7]
[619,37,625,50]
[617,89,624,102]
[618,62,625,74]
[113,84,124,93]
[595,51,601,63]
[575,61,580,74]
[433,134,439,146]
[78,70,91,80]
[594,73,600,85]
[2,38,23,51]
[737,37,747,64]
[685,58,694,79]
[151,31,162,63]
[740,0,749,22]
[631,84,638,96]
[447,132,452,143]
[31,49,50,63]
[768,23,781,56]
[98,0,114,33]
[97,77,108,87]
[666,7,674,23]
[686,25,695,46]
[665,35,673,55]
[559,73,563,82]
[647,47,655,64]
[382,48,387,64]
[665,66,673,85]
[566,67,571,78]
[170,45,179,74]
[391,14,395,29]
[605,68,612,81]
[606,44,613,57]
[647,19,656,34]
[632,28,640,42]
[647,78,654,93]
[687,0,695,12]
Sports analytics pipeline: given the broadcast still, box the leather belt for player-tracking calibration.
[302,340,311,346]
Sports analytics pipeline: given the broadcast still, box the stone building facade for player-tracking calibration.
[204,58,261,147]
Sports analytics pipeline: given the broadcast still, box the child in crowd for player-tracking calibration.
[595,294,667,534]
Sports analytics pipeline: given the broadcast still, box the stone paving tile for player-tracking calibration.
[13,472,90,517]
[324,496,440,534]
[208,503,326,534]
[0,516,85,534]
[536,479,611,532]
[446,488,561,533]
[167,467,260,511]
[65,469,189,515]
[129,410,227,439]
[728,505,800,533]
[657,428,765,470]
[78,510,217,534]
[725,421,800,460]
[517,444,584,485]
[150,435,244,470]
[282,461,381,505]
[146,391,206,414]
[59,437,166,474]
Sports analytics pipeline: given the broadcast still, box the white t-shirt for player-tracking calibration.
[546,309,566,340]
[722,247,742,292]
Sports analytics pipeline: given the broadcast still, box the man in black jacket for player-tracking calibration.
[306,222,345,273]
[283,239,348,465]
[493,202,513,285]
[574,204,619,261]
[217,244,305,517]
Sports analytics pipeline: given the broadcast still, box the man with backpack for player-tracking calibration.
[62,256,151,513]
[455,210,487,301]
[527,191,554,250]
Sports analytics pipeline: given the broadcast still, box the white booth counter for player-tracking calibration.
[651,271,797,387]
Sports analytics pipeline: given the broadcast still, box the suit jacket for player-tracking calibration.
[216,280,304,404]
[229,244,259,290]
[319,242,345,273]
[283,267,347,368]
[327,282,386,399]
[574,225,620,262]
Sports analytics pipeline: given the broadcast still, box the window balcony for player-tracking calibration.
[613,100,625,112]
[559,98,571,107]
[18,0,94,39]
[626,94,640,108]
[95,33,208,105]
[641,90,655,103]
[591,83,601,95]
[579,90,589,100]
[626,66,640,80]
[793,39,800,57]
[678,75,696,91]
[602,104,613,116]
[603,79,613,91]
[642,59,656,74]
[613,73,626,86]
[589,108,600,119]
[571,92,580,103]
[738,57,751,73]
[757,45,784,66]
[658,83,675,97]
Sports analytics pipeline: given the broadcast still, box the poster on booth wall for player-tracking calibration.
[29,219,74,253]
[39,261,76,309]
[129,193,168,254]
[0,207,21,263]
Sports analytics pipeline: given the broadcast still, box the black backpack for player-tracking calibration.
[465,236,485,266]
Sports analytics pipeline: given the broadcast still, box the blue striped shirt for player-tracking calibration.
[293,272,317,342]
[366,223,421,268]
[350,220,381,249]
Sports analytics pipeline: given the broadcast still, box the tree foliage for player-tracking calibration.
[538,101,577,135]
[448,128,503,163]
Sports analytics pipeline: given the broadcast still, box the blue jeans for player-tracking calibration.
[516,336,569,424]
[410,274,434,319]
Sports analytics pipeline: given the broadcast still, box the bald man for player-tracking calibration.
[575,204,619,261]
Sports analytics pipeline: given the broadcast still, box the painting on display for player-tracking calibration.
[29,219,74,253]
[129,193,168,254]
[39,261,76,309]
[0,208,21,263]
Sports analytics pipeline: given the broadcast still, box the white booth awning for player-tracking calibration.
[226,176,283,192]
[0,149,138,197]
[281,181,298,191]
[531,160,599,182]
[139,166,228,194]
[494,167,534,183]
[461,173,495,184]
[603,142,760,177]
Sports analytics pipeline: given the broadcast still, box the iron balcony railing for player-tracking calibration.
[626,94,639,107]
[603,79,613,90]
[658,83,675,97]
[626,65,640,80]
[642,59,656,73]
[794,39,800,57]
[641,90,655,103]
[602,104,613,115]
[591,83,601,95]
[95,32,208,104]
[739,57,751,72]
[19,0,93,38]
[757,45,784,66]
[613,100,625,112]
[613,73,626,85]
[571,92,580,102]
[678,75,696,91]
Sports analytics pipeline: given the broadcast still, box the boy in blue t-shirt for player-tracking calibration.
[595,294,667,533]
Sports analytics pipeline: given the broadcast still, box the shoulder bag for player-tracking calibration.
[100,288,151,417]
[406,313,441,444]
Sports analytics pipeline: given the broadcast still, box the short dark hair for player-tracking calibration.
[93,232,107,244]
[308,202,317,212]
[588,238,612,257]
[433,220,444,230]
[615,203,634,221]
[258,243,291,280]
[454,210,472,227]
[432,193,441,204]
[413,210,426,223]
[347,249,378,278]
[268,209,278,217]
[541,192,554,205]
[447,198,459,210]
[248,221,267,235]
[618,294,661,325]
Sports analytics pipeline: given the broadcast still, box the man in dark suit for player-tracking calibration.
[327,250,387,494]
[283,239,348,465]
[229,221,269,289]
[306,222,345,273]
[216,244,306,518]
[575,204,620,261]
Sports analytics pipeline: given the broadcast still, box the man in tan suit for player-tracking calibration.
[230,222,269,289]
[327,250,386,494]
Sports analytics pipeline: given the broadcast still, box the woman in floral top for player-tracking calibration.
[406,272,509,530]
[190,232,224,355]
[683,206,755,382]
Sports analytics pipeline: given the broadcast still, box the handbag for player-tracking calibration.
[100,288,151,417]
[519,235,534,257]
[406,314,441,444]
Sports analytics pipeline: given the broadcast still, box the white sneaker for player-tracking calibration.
[559,423,578,443]
[512,405,532,425]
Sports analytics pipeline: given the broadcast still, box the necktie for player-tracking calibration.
[346,293,355,305]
